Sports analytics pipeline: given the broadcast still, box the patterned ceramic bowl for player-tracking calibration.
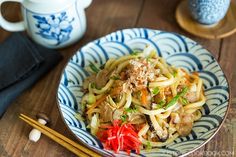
[188,0,230,25]
[57,28,230,156]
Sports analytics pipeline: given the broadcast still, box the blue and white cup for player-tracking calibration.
[188,0,230,25]
[0,0,92,49]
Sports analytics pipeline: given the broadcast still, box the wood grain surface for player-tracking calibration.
[0,0,235,157]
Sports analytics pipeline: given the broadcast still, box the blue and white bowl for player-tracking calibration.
[57,28,230,156]
[188,0,230,25]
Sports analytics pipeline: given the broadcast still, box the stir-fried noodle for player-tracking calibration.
[81,46,205,150]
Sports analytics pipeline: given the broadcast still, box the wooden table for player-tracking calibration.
[0,0,235,156]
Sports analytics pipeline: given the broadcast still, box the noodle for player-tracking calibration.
[148,76,176,88]
[81,45,206,150]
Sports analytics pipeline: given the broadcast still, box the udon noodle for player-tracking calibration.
[81,45,205,149]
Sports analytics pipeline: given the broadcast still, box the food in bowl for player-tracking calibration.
[80,45,206,154]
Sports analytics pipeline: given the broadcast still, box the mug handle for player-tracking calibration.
[80,0,92,9]
[0,0,25,31]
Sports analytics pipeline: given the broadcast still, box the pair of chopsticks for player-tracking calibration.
[19,114,101,157]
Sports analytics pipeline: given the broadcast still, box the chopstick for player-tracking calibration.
[19,114,101,157]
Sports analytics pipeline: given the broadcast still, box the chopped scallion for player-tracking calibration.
[89,62,100,73]
[165,87,188,109]
[125,107,137,113]
[131,51,141,56]
[173,70,177,78]
[152,87,160,95]
[165,96,178,109]
[146,141,152,150]
[110,75,120,80]
[179,86,188,97]
[156,100,166,108]
[180,97,189,105]
[120,114,128,122]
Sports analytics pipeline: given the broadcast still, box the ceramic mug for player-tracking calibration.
[188,0,230,25]
[0,0,92,48]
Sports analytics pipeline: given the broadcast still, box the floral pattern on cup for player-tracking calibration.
[33,12,75,45]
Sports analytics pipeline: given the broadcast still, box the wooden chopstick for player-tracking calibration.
[19,114,90,157]
[19,114,101,157]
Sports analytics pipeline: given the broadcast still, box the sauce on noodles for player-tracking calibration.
[81,45,206,153]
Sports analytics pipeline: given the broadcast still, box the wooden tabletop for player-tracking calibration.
[0,0,235,157]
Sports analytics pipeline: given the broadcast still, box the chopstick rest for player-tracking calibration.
[19,114,101,157]
[29,112,50,142]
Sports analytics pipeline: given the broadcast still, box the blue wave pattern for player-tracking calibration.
[57,28,229,156]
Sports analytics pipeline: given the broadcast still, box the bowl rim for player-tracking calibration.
[56,27,231,157]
